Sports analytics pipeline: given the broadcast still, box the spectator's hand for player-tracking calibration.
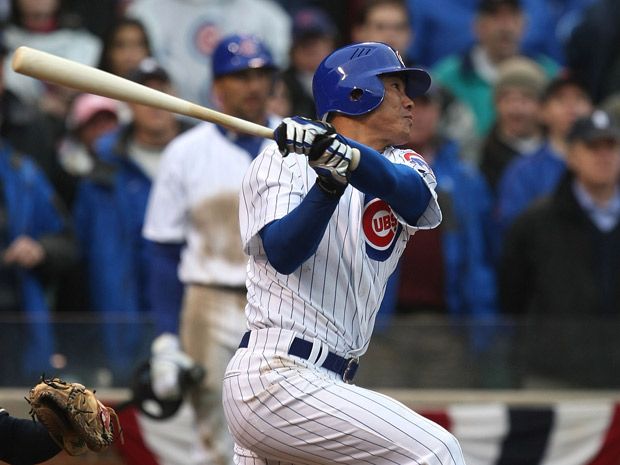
[274,116,335,157]
[3,236,46,269]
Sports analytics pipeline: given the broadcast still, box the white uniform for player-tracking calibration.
[223,144,465,465]
[143,119,279,465]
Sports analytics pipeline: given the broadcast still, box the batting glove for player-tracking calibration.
[308,133,353,196]
[274,116,335,157]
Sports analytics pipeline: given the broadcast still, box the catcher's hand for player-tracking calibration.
[26,376,123,456]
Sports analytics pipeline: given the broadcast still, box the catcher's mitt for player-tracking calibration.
[26,376,123,456]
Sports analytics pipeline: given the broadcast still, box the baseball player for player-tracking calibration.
[142,34,279,465]
[223,42,466,465]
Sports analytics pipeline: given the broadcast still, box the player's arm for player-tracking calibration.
[0,409,61,465]
[145,240,184,334]
[344,137,432,225]
[275,116,433,225]
[259,184,339,274]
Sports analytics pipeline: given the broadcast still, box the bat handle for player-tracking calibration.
[350,148,361,171]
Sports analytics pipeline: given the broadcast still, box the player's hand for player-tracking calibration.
[308,133,353,196]
[274,116,335,157]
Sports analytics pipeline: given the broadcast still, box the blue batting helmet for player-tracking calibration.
[312,42,431,120]
[212,34,277,78]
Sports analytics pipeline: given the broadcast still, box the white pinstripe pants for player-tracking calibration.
[222,328,466,465]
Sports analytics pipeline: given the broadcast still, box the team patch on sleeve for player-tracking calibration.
[401,150,431,174]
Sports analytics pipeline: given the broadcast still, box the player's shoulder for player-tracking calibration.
[386,147,432,173]
[163,122,220,155]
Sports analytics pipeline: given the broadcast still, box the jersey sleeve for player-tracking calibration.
[142,141,188,243]
[391,148,442,231]
[239,145,306,255]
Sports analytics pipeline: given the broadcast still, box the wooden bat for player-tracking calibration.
[11,46,360,168]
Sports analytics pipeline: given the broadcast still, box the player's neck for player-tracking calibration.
[331,116,385,151]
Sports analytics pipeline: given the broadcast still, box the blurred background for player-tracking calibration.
[1,0,620,464]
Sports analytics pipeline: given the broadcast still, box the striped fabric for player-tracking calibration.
[115,401,620,465]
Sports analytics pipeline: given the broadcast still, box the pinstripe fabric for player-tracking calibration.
[223,328,464,465]
[226,144,459,465]
[239,144,442,359]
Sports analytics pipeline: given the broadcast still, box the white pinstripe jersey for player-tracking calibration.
[143,118,280,286]
[239,143,441,359]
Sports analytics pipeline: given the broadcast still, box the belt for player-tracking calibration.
[238,331,359,383]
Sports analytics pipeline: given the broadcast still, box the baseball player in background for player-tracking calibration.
[223,42,467,465]
[142,34,279,465]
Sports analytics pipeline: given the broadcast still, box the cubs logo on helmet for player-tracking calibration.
[362,196,402,261]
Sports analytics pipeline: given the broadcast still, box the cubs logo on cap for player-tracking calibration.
[362,197,402,261]
[211,34,277,78]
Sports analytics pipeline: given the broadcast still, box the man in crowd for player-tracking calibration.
[500,110,620,387]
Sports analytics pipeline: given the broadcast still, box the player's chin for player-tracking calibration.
[393,123,413,146]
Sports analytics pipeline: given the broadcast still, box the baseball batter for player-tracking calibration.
[223,42,466,465]
[142,35,279,465]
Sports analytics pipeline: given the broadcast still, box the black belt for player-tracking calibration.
[238,331,359,383]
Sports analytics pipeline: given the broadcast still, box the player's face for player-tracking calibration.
[568,138,620,190]
[213,68,273,124]
[361,75,414,148]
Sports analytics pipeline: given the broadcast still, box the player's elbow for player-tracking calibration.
[269,257,299,275]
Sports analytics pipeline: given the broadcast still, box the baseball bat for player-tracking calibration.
[11,46,360,168]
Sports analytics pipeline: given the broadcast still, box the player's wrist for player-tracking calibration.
[315,176,347,197]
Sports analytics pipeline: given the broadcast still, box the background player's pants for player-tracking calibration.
[181,284,247,465]
[222,328,466,465]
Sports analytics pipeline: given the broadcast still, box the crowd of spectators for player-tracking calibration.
[1,0,620,388]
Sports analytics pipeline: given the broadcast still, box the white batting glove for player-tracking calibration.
[274,116,335,157]
[308,133,354,196]
[150,333,196,400]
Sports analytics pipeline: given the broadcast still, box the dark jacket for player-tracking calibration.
[479,124,522,195]
[500,173,620,316]
[499,172,620,386]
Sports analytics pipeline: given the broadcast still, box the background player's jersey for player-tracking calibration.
[240,144,441,358]
[143,119,278,287]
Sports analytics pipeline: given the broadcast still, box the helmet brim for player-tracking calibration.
[379,68,432,99]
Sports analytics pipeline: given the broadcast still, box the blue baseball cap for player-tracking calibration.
[212,34,277,78]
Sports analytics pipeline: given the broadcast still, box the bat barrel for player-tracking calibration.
[11,46,274,140]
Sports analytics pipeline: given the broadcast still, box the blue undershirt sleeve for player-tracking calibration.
[345,137,432,225]
[259,184,339,275]
[259,139,433,275]
[146,240,184,334]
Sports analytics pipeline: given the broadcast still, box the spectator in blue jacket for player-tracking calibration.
[72,59,191,382]
[496,74,592,234]
[378,86,498,354]
[0,141,75,383]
